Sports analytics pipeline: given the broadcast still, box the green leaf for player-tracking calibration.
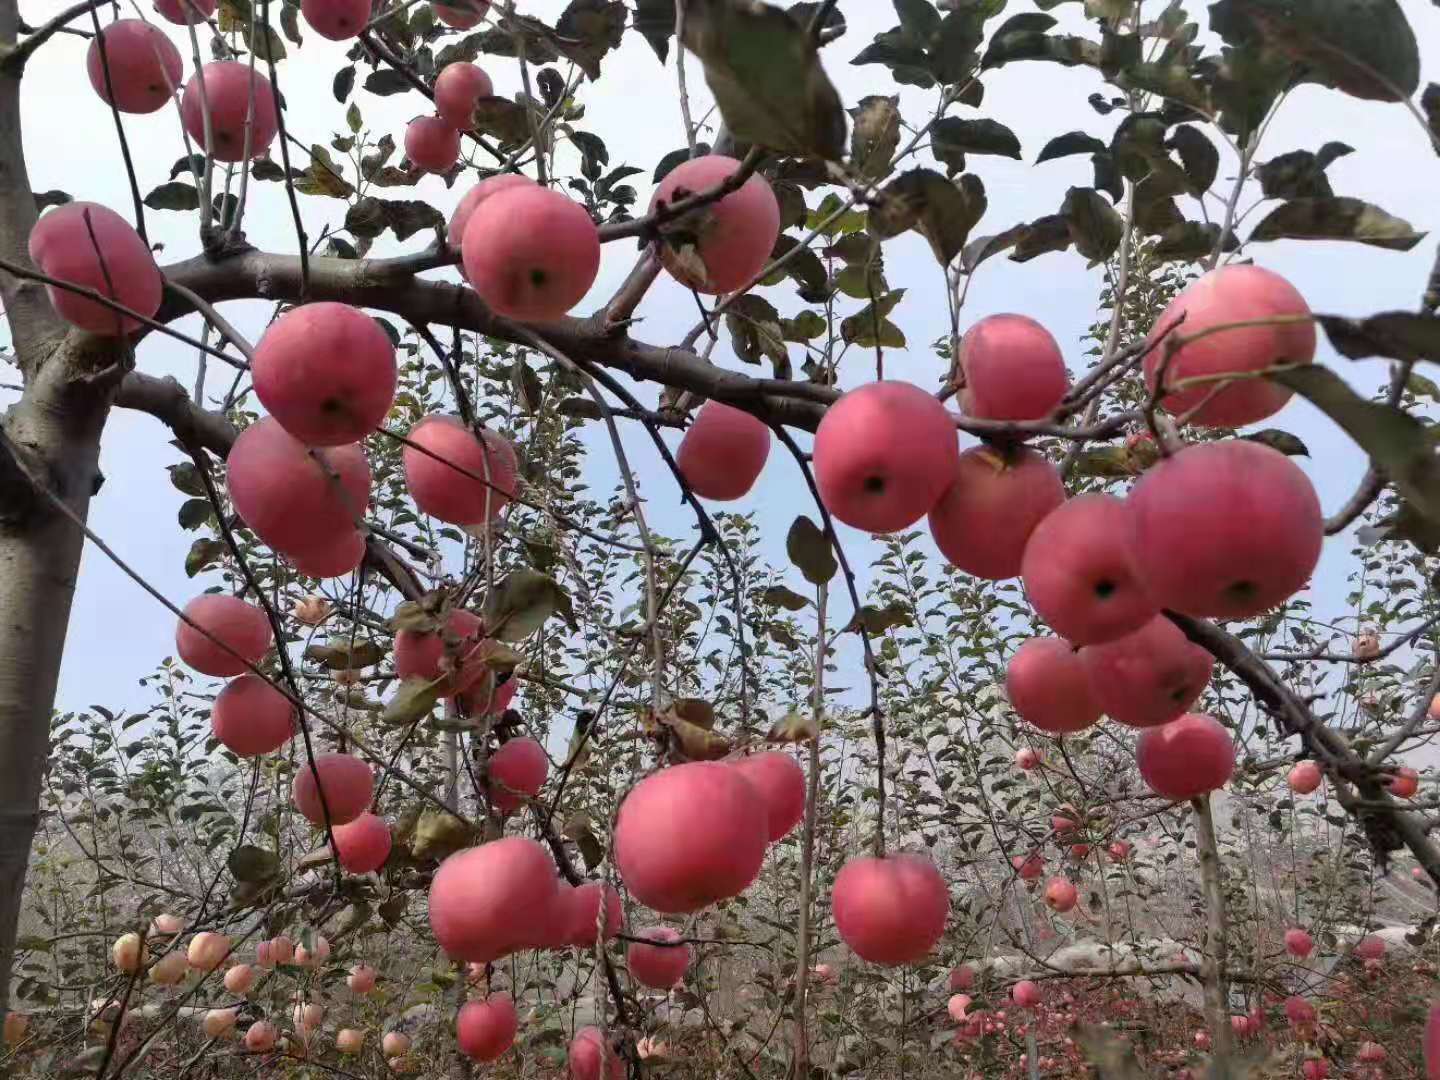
[345,102,362,134]
[1165,125,1219,195]
[1119,61,1211,112]
[333,65,356,102]
[178,498,213,531]
[1071,447,1136,478]
[1061,186,1123,262]
[962,223,1028,271]
[554,0,627,80]
[982,13,1100,68]
[681,0,847,160]
[782,310,827,342]
[634,0,676,61]
[895,0,941,45]
[1423,84,1440,157]
[185,538,226,578]
[787,514,837,586]
[143,182,200,212]
[1036,130,1108,163]
[1316,312,1440,364]
[869,168,986,266]
[1152,221,1232,262]
[761,585,811,611]
[1242,429,1310,456]
[242,18,286,62]
[168,462,207,497]
[363,68,413,96]
[1273,366,1440,534]
[841,289,907,348]
[382,677,441,727]
[931,117,1021,159]
[725,295,789,370]
[850,96,902,179]
[1250,197,1426,251]
[511,358,543,415]
[1255,142,1354,199]
[228,845,281,884]
[482,570,576,642]
[843,599,913,635]
[835,262,888,299]
[470,97,533,144]
[1210,0,1419,102]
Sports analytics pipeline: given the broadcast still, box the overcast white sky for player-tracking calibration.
[7,0,1440,718]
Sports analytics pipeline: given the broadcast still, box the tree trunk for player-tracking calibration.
[0,0,121,1017]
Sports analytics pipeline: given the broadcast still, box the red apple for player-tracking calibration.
[406,115,461,173]
[211,674,295,757]
[403,416,517,525]
[929,445,1066,581]
[433,1,488,27]
[289,529,366,579]
[1388,766,1419,799]
[1012,980,1041,1008]
[28,202,161,335]
[1288,761,1323,795]
[950,964,975,990]
[614,762,768,913]
[568,1026,623,1080]
[1107,840,1131,862]
[812,381,959,533]
[154,0,218,23]
[831,853,948,966]
[1005,637,1101,735]
[1144,265,1314,428]
[177,595,273,677]
[332,812,392,874]
[1021,494,1157,646]
[456,993,517,1062]
[450,174,535,252]
[1078,616,1213,728]
[1284,996,1315,1026]
[245,1020,278,1052]
[1129,440,1322,618]
[435,63,494,129]
[226,418,371,555]
[292,752,374,826]
[394,609,486,696]
[1284,927,1313,958]
[1354,934,1386,960]
[462,186,600,321]
[182,62,280,162]
[1135,714,1235,800]
[565,882,623,947]
[626,927,690,988]
[252,302,396,447]
[1012,853,1044,881]
[1302,1059,1328,1080]
[1043,877,1077,913]
[948,993,972,1020]
[301,0,371,39]
[731,751,806,842]
[87,20,181,114]
[428,837,559,963]
[959,314,1069,421]
[652,155,781,294]
[347,964,377,993]
[487,737,548,815]
[676,401,772,501]
[1357,1042,1386,1063]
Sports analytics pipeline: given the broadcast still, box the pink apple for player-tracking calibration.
[456,993,518,1062]
[428,837,559,963]
[226,418,371,555]
[1012,853,1044,881]
[929,445,1066,581]
[1285,927,1314,959]
[347,964,377,993]
[252,302,396,447]
[382,1031,410,1057]
[812,381,959,533]
[614,762,768,913]
[201,1007,237,1037]
[564,882,623,947]
[435,63,494,129]
[1043,877,1077,913]
[336,1028,364,1053]
[449,174,535,252]
[1288,761,1323,795]
[292,752,374,826]
[188,931,231,971]
[1107,840,1131,862]
[487,737,548,815]
[403,416,517,525]
[433,1,488,27]
[1005,637,1101,735]
[676,401,772,501]
[831,853,948,966]
[1354,934,1386,960]
[211,674,295,757]
[406,115,461,173]
[1357,1041,1387,1063]
[1129,440,1322,618]
[1302,1059,1328,1080]
[1284,996,1315,1026]
[1021,494,1156,646]
[182,62,280,162]
[301,0,371,40]
[28,202,161,335]
[289,529,366,579]
[731,751,806,842]
[1078,616,1213,728]
[112,932,147,973]
[223,963,254,994]
[332,812,392,874]
[462,186,600,320]
[294,934,329,967]
[245,1020,278,1052]
[456,673,517,717]
[1012,980,1041,1008]
[154,0,218,23]
[948,993,972,1020]
[1144,265,1314,427]
[394,609,487,697]
[176,595,273,677]
[652,155,781,294]
[1015,748,1042,771]
[627,927,690,988]
[568,1026,623,1080]
[1388,766,1420,799]
[1136,714,1235,800]
[87,20,181,114]
[959,314,1069,421]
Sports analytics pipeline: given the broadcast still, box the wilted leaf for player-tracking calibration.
[1166,125,1219,195]
[851,96,902,179]
[228,845,281,884]
[1255,142,1353,199]
[305,640,385,670]
[1152,221,1230,262]
[931,117,1022,160]
[1062,186,1123,261]
[841,289,906,348]
[651,706,731,761]
[726,295,788,368]
[1036,130,1109,163]
[185,538,226,578]
[1009,214,1073,262]
[843,599,913,635]
[787,515,836,586]
[1316,311,1440,363]
[761,585,811,611]
[1424,84,1440,157]
[511,358,544,415]
[767,711,819,743]
[382,677,441,727]
[782,310,827,342]
[869,168,986,266]
[562,813,605,871]
[470,96,533,144]
[293,144,353,198]
[1242,429,1310,456]
[389,601,441,634]
[634,0,677,61]
[1071,447,1136,478]
[554,0,627,80]
[1250,197,1425,251]
[483,570,577,641]
[557,397,605,420]
[410,810,476,862]
[345,197,444,241]
[681,0,847,159]
[333,64,355,102]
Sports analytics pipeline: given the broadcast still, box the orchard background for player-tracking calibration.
[4,0,1440,1077]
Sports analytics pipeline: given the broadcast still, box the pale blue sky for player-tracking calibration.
[7,0,1439,716]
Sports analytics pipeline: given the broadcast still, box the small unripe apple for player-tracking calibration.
[112,932,148,974]
[1043,877,1077,913]
[1288,760,1323,795]
[202,1007,238,1038]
